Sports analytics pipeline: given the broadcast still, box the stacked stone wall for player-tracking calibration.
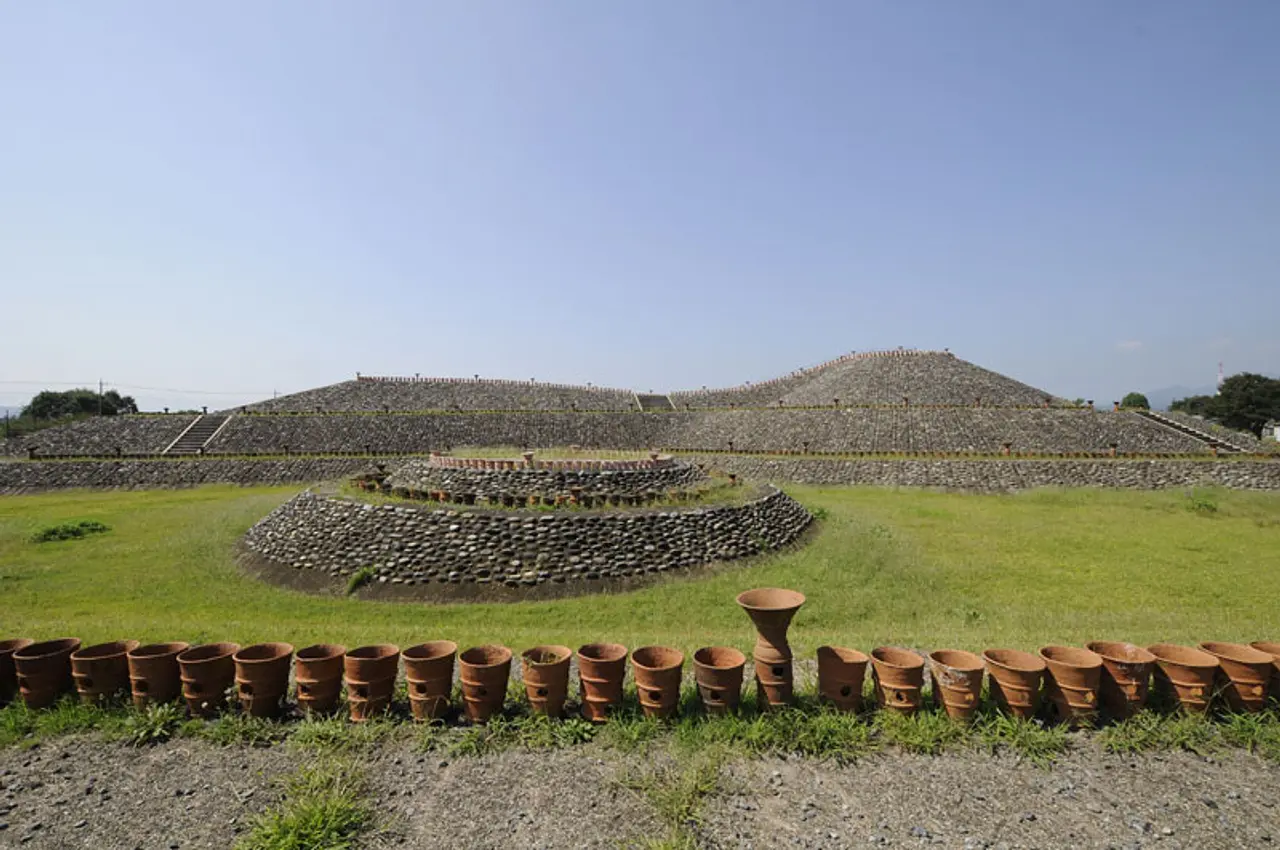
[386,458,706,500]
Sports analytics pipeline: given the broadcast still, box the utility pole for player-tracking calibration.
[98,379,104,416]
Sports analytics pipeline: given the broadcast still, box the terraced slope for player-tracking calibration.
[236,377,636,412]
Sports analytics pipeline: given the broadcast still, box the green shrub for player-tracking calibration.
[31,520,110,543]
[345,566,376,595]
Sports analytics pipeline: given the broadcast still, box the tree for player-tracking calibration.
[1170,394,1212,416]
[1203,373,1280,437]
[20,388,138,420]
[1121,392,1150,409]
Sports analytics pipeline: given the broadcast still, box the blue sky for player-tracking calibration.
[2,0,1277,412]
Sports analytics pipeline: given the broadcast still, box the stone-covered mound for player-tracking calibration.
[239,376,637,413]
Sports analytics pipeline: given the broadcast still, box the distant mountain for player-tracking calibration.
[1146,385,1216,412]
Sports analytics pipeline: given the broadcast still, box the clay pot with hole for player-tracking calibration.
[631,646,684,719]
[14,638,81,709]
[233,643,294,718]
[521,645,571,718]
[1147,644,1218,714]
[1250,642,1280,704]
[816,646,868,712]
[71,640,139,705]
[0,639,33,706]
[177,642,239,718]
[1039,646,1103,726]
[736,588,805,709]
[928,649,984,722]
[577,643,627,723]
[403,641,457,722]
[1086,641,1155,719]
[295,644,345,715]
[127,642,188,709]
[870,647,925,716]
[693,646,746,715]
[344,644,400,722]
[982,649,1045,719]
[1200,642,1272,713]
[459,645,512,724]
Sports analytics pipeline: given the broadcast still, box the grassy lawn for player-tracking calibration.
[1,484,1277,655]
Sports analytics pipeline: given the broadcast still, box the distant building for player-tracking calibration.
[1264,421,1279,442]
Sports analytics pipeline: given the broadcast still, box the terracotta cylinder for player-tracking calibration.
[1086,641,1155,719]
[459,644,512,724]
[403,641,457,722]
[928,649,984,722]
[71,640,139,705]
[816,646,868,712]
[1147,644,1218,714]
[1039,646,1103,726]
[693,646,746,715]
[177,643,239,717]
[870,647,925,715]
[127,642,189,710]
[982,649,1045,719]
[521,645,571,718]
[1200,642,1272,713]
[1250,642,1280,704]
[14,638,82,709]
[736,588,804,709]
[577,642,627,723]
[344,644,400,722]
[631,646,684,719]
[0,639,34,706]
[233,643,294,718]
[295,644,346,715]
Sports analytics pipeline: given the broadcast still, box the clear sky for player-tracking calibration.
[2,0,1277,412]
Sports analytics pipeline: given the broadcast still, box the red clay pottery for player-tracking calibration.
[577,642,627,723]
[344,644,400,722]
[0,639,33,706]
[1147,644,1218,714]
[295,644,346,715]
[982,649,1046,719]
[816,645,868,712]
[177,642,240,718]
[71,640,139,704]
[692,646,746,715]
[403,641,457,722]
[1086,641,1155,719]
[127,642,188,710]
[1039,646,1103,726]
[928,649,984,722]
[459,644,512,724]
[14,638,82,709]
[1200,642,1272,713]
[1250,642,1280,704]
[233,643,294,718]
[521,645,572,718]
[631,646,684,719]
[870,647,925,715]
[736,588,805,709]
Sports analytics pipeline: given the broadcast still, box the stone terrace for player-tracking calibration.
[2,415,196,458]
[238,376,637,413]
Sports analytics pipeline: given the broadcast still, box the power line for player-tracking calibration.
[0,380,275,396]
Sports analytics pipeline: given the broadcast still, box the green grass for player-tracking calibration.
[235,759,371,850]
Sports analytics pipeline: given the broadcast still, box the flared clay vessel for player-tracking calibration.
[233,643,294,718]
[1250,642,1280,704]
[127,642,188,710]
[177,642,240,718]
[1039,646,1103,726]
[344,644,400,722]
[631,646,684,719]
[1086,641,1155,720]
[870,647,925,716]
[71,640,139,705]
[1200,642,1272,713]
[459,644,512,724]
[521,645,572,718]
[1147,644,1218,714]
[737,588,804,709]
[295,644,346,715]
[577,643,627,723]
[14,638,80,710]
[692,646,746,715]
[982,649,1045,719]
[928,649,984,722]
[404,641,457,722]
[816,646,868,713]
[0,639,34,706]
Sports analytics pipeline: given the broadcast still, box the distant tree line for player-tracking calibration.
[1170,373,1280,437]
[2,387,139,441]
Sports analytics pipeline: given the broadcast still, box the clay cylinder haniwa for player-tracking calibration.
[403,641,457,722]
[816,646,868,712]
[71,640,139,705]
[521,645,571,718]
[344,644,400,722]
[127,642,188,710]
[737,588,805,709]
[871,647,925,715]
[693,646,746,715]
[233,643,294,719]
[1086,641,1155,720]
[177,642,240,718]
[928,649,984,722]
[14,638,80,710]
[459,645,512,724]
[577,643,627,723]
[1039,646,1103,726]
[1250,642,1280,705]
[295,644,346,715]
[631,646,684,719]
[982,649,1045,719]
[0,639,34,706]
[1147,644,1218,714]
[1200,642,1272,713]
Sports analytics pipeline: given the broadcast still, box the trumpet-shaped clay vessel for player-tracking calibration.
[870,647,925,716]
[1039,646,1104,726]
[736,588,805,709]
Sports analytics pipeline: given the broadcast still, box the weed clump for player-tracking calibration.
[31,520,109,543]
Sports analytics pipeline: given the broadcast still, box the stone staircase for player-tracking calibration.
[634,393,677,412]
[163,415,231,455]
[1136,410,1247,453]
